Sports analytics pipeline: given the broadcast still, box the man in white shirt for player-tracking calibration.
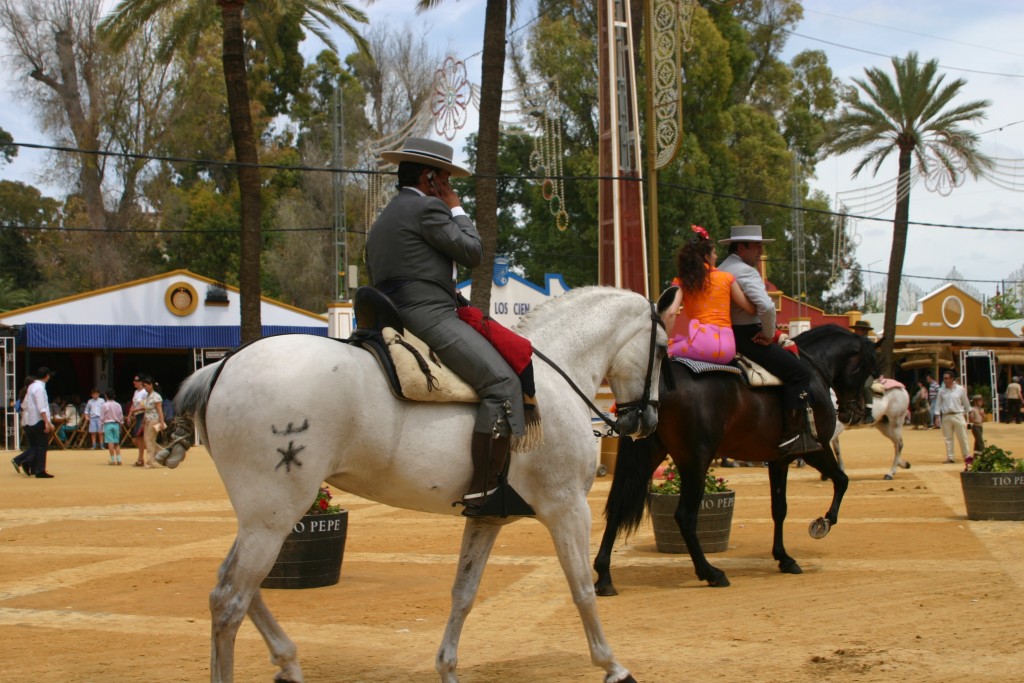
[12,367,56,478]
[935,372,971,464]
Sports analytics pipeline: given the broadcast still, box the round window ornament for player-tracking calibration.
[942,295,964,328]
[166,282,198,317]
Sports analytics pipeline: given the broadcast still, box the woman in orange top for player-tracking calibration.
[665,225,755,363]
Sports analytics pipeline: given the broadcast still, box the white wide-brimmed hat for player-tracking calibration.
[717,225,775,244]
[379,137,471,177]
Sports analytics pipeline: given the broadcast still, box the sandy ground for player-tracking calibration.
[3,423,1024,683]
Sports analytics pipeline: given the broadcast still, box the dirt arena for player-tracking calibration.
[3,423,1024,682]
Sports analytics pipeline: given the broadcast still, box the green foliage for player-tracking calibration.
[985,291,1022,320]
[0,180,61,292]
[968,445,1024,473]
[0,126,15,164]
[0,277,34,312]
[160,182,242,283]
[650,462,731,495]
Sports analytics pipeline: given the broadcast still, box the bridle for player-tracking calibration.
[801,340,871,423]
[533,300,663,437]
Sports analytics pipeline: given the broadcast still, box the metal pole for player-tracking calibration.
[332,83,349,301]
[645,1,660,295]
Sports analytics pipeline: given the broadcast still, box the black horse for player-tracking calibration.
[594,324,879,594]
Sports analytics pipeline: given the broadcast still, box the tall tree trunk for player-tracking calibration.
[880,147,913,376]
[43,27,106,230]
[219,0,262,343]
[468,0,507,315]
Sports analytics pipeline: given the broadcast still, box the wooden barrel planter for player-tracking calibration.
[262,511,348,589]
[960,472,1024,521]
[649,491,735,553]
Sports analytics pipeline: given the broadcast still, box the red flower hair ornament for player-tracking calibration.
[690,224,709,240]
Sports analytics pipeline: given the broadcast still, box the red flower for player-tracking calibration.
[318,498,328,510]
[690,224,709,240]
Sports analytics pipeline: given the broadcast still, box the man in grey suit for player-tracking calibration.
[365,137,533,517]
[718,225,816,455]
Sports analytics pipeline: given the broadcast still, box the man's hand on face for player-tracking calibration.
[425,170,460,209]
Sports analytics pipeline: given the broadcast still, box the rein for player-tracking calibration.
[533,300,662,437]
[800,339,864,420]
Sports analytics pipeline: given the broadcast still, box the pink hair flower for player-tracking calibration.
[690,224,709,240]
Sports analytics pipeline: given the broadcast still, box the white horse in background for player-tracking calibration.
[831,385,912,480]
[169,287,665,683]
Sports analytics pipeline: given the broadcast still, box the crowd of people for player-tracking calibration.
[10,369,170,478]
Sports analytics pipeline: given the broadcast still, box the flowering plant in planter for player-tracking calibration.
[307,485,343,515]
[966,444,1024,473]
[650,462,730,495]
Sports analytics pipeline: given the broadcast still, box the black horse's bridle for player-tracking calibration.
[533,300,663,437]
[801,345,869,423]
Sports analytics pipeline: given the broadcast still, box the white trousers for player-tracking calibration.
[941,413,970,461]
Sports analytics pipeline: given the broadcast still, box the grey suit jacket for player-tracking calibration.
[718,253,776,332]
[366,188,481,300]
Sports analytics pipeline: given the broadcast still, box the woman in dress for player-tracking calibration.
[664,224,755,364]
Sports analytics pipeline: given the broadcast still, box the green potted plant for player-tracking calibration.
[262,485,349,589]
[960,444,1024,520]
[649,462,734,553]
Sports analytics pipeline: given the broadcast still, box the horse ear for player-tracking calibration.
[656,286,680,316]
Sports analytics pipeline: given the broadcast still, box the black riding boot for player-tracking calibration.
[778,407,818,456]
[459,432,535,518]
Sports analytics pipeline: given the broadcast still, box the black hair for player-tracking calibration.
[396,161,433,189]
[106,388,117,400]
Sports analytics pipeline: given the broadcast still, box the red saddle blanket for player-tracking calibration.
[456,305,533,375]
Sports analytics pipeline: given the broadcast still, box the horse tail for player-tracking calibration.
[174,362,222,434]
[603,434,658,539]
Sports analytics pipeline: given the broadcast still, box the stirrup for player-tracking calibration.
[456,475,535,518]
[778,429,819,456]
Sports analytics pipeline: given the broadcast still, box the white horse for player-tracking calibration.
[831,386,911,480]
[170,287,665,683]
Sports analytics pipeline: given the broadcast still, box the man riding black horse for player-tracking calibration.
[717,225,817,455]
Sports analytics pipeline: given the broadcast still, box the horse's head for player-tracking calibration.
[606,293,669,439]
[796,325,881,425]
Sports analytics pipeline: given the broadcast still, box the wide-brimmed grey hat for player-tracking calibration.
[379,137,471,177]
[850,320,874,332]
[717,225,775,244]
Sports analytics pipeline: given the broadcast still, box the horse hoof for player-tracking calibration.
[594,582,618,597]
[779,559,803,574]
[607,675,637,683]
[883,473,893,480]
[903,462,912,469]
[701,571,730,587]
[809,517,831,539]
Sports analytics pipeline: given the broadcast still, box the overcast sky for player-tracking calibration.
[3,0,1023,300]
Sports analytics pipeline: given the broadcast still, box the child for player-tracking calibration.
[968,394,985,462]
[101,389,124,465]
[84,388,105,449]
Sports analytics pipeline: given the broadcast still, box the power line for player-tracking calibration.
[9,139,1024,232]
[803,8,1024,59]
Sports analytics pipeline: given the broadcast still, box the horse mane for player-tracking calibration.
[794,324,880,377]
[514,286,623,334]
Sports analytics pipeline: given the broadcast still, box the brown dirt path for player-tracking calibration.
[3,423,1024,682]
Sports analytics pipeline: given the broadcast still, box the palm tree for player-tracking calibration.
[99,1,368,343]
[822,51,992,375]
[415,0,513,314]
